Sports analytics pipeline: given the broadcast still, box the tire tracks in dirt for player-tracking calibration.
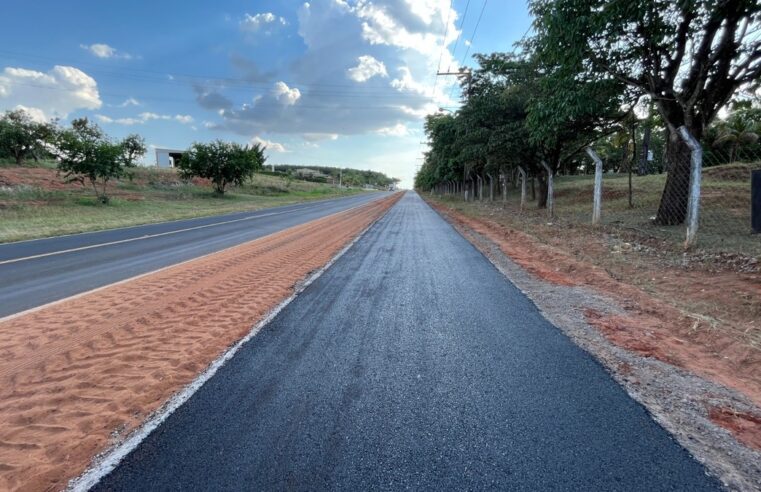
[0,193,401,492]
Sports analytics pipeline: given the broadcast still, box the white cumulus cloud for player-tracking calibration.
[209,0,459,136]
[80,43,134,60]
[95,111,195,125]
[0,65,101,120]
[273,81,301,105]
[117,97,141,107]
[240,12,287,33]
[347,55,388,82]
[375,123,409,136]
[252,136,288,153]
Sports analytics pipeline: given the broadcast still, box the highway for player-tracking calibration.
[94,193,719,491]
[0,192,388,318]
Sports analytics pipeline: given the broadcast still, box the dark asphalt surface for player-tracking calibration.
[94,192,719,491]
[0,192,387,317]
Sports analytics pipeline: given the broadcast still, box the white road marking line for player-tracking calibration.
[0,198,382,324]
[1,207,307,266]
[0,192,379,246]
[64,198,397,492]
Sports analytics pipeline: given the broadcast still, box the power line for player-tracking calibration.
[447,0,472,72]
[1,80,440,112]
[431,0,455,98]
[510,24,533,56]
[0,49,432,94]
[459,0,489,67]
[448,0,489,101]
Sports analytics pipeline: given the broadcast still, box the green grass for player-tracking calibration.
[0,157,58,169]
[0,166,366,242]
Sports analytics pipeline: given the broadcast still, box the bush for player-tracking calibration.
[0,109,56,164]
[54,118,145,203]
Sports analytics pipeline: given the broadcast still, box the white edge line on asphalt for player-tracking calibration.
[1,208,301,266]
[64,198,395,492]
[0,196,384,324]
[0,191,381,247]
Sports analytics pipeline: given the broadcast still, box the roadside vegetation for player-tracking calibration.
[0,162,367,242]
[0,112,394,242]
[415,0,761,226]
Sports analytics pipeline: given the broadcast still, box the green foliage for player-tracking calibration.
[529,0,760,223]
[705,103,761,164]
[177,140,265,194]
[54,118,146,204]
[415,50,625,207]
[529,0,760,137]
[270,164,394,187]
[0,109,56,164]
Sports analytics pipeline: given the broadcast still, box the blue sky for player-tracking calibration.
[0,0,531,187]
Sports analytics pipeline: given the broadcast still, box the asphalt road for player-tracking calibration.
[0,192,388,318]
[94,192,719,491]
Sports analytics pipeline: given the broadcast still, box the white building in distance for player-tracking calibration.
[154,148,186,168]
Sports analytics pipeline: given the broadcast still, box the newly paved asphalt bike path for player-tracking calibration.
[0,192,388,317]
[95,192,719,491]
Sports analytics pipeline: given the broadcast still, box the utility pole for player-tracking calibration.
[338,168,342,188]
[436,69,473,97]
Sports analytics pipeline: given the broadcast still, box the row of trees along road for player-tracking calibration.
[415,0,761,225]
[1,110,266,202]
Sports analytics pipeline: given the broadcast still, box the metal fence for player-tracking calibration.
[431,128,761,257]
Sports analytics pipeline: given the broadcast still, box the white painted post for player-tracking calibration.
[586,147,603,225]
[518,166,527,210]
[542,161,554,217]
[679,126,702,249]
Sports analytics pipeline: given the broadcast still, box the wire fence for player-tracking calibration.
[431,130,761,258]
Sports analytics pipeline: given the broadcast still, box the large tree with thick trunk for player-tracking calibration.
[530,0,761,224]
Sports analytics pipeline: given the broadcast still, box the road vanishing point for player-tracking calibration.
[89,192,719,491]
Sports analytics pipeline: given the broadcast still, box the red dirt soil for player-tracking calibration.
[0,167,76,191]
[708,407,761,451]
[428,200,761,451]
[0,166,210,194]
[0,193,400,492]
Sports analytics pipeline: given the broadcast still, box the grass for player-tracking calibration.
[0,165,367,242]
[452,164,760,256]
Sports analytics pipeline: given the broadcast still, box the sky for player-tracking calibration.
[0,0,532,188]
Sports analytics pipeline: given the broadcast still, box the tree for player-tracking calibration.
[0,109,56,164]
[177,140,265,194]
[121,134,147,165]
[530,0,761,224]
[706,102,760,162]
[55,118,146,203]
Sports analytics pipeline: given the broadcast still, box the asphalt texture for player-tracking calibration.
[0,192,387,317]
[94,192,720,491]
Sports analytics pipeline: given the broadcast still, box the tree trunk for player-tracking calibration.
[629,126,636,208]
[639,126,650,175]
[530,177,536,201]
[537,174,547,209]
[654,130,694,225]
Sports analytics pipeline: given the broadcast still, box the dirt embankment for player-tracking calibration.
[0,193,401,491]
[426,198,761,486]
